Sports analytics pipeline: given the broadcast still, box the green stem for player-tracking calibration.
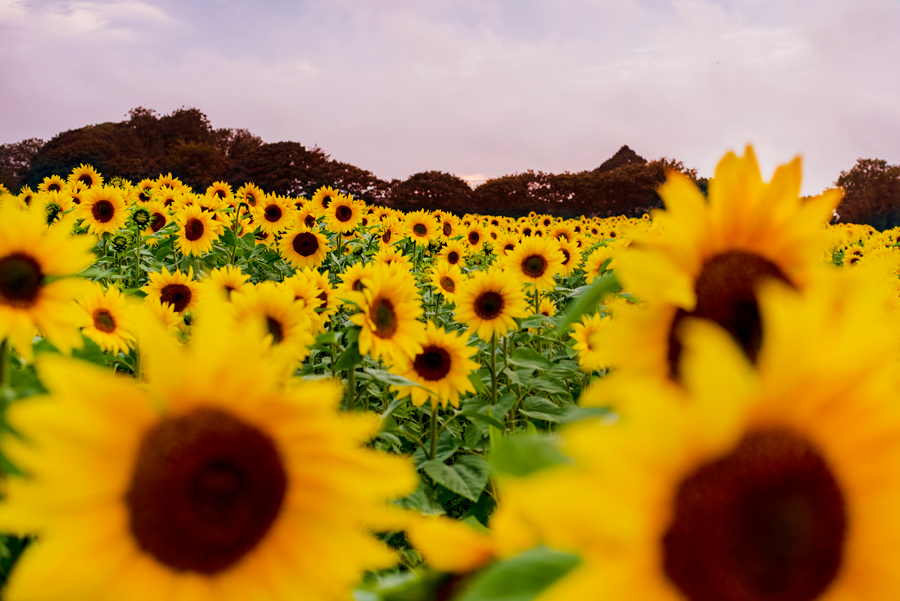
[490,334,498,405]
[230,204,244,265]
[0,339,9,390]
[429,405,439,460]
[133,226,142,288]
[344,366,356,411]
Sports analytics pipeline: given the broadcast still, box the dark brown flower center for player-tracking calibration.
[0,254,43,308]
[440,277,456,293]
[474,291,504,320]
[92,200,115,223]
[468,232,480,245]
[443,222,452,236]
[214,189,227,199]
[150,213,166,233]
[663,428,846,601]
[266,317,284,344]
[413,345,452,380]
[447,251,460,264]
[336,205,353,223]
[160,283,192,313]
[92,308,117,333]
[382,230,392,244]
[139,190,152,202]
[184,218,205,241]
[504,244,515,253]
[371,297,398,338]
[561,249,571,265]
[78,174,94,186]
[522,227,532,237]
[264,205,283,223]
[321,195,333,209]
[304,214,317,228]
[522,254,547,278]
[667,251,793,380]
[292,232,319,257]
[413,223,428,237]
[125,408,287,575]
[48,182,62,192]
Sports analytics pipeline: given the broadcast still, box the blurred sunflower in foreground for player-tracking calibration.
[0,301,416,601]
[496,272,900,601]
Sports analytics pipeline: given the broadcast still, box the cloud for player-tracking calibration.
[1,0,898,194]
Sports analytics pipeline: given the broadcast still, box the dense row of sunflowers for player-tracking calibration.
[1,147,900,601]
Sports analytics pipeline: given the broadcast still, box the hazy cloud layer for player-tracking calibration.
[2,0,898,193]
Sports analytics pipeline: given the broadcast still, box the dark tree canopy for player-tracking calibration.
[388,171,474,214]
[835,158,900,231]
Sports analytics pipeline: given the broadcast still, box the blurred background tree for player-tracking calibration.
[835,158,900,230]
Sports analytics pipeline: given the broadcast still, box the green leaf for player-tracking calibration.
[489,434,571,477]
[421,455,490,502]
[468,370,489,396]
[556,271,621,333]
[314,330,343,346]
[518,397,567,423]
[333,342,363,371]
[394,480,445,516]
[519,375,572,399]
[459,409,505,430]
[363,368,422,388]
[507,347,555,372]
[558,405,614,424]
[455,547,581,601]
[517,314,550,329]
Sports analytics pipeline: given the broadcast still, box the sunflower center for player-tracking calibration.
[561,249,571,265]
[447,251,460,264]
[371,297,398,338]
[0,254,43,308]
[474,291,504,320]
[78,174,93,186]
[126,408,287,575]
[522,254,547,278]
[522,227,532,237]
[662,428,846,601]
[304,214,316,228]
[414,345,452,380]
[92,200,115,223]
[139,190,152,202]
[214,189,226,199]
[150,213,166,232]
[667,250,792,380]
[92,308,117,333]
[413,223,428,237]
[48,182,62,192]
[266,317,284,344]
[321,195,333,209]
[184,218,205,241]
[264,205,282,223]
[468,232,480,245]
[291,232,319,257]
[160,283,192,313]
[440,277,456,293]
[336,205,353,223]
[443,223,452,236]
[381,229,392,244]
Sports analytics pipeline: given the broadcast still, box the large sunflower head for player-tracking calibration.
[77,186,128,235]
[0,299,416,600]
[67,163,103,189]
[610,147,843,382]
[174,204,225,257]
[502,236,565,291]
[454,267,529,342]
[251,194,294,235]
[141,266,200,315]
[74,283,136,355]
[429,261,464,303]
[202,265,251,300]
[438,239,468,266]
[278,226,330,269]
[405,210,439,247]
[388,321,480,408]
[324,194,364,233]
[206,181,233,203]
[310,185,341,215]
[37,174,66,194]
[0,203,95,359]
[498,270,900,601]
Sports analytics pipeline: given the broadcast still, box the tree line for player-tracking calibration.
[3,107,895,225]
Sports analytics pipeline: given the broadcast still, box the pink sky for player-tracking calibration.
[1,0,898,195]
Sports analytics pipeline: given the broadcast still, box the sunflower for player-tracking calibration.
[503,236,565,291]
[174,204,225,257]
[324,194,364,233]
[465,222,487,252]
[134,179,156,204]
[608,148,842,383]
[388,321,479,408]
[296,205,319,230]
[38,174,66,193]
[142,200,170,239]
[230,281,316,368]
[236,182,265,209]
[142,267,201,315]
[280,273,324,318]
[34,190,75,227]
[251,194,294,235]
[497,273,900,601]
[0,300,415,601]
[535,297,557,318]
[206,181,233,202]
[556,238,583,277]
[377,215,403,247]
[203,265,251,300]
[0,203,95,360]
[454,267,528,342]
[429,262,464,303]
[373,245,412,270]
[336,262,377,304]
[74,283,136,355]
[279,226,330,269]
[293,267,338,327]
[67,163,103,189]
[438,239,468,267]
[155,172,184,191]
[496,232,519,256]
[438,214,459,239]
[406,210,439,247]
[583,240,628,283]
[348,267,426,363]
[311,185,341,215]
[569,313,610,373]
[77,186,128,235]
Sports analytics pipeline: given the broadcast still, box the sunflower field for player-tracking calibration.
[2,147,900,601]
